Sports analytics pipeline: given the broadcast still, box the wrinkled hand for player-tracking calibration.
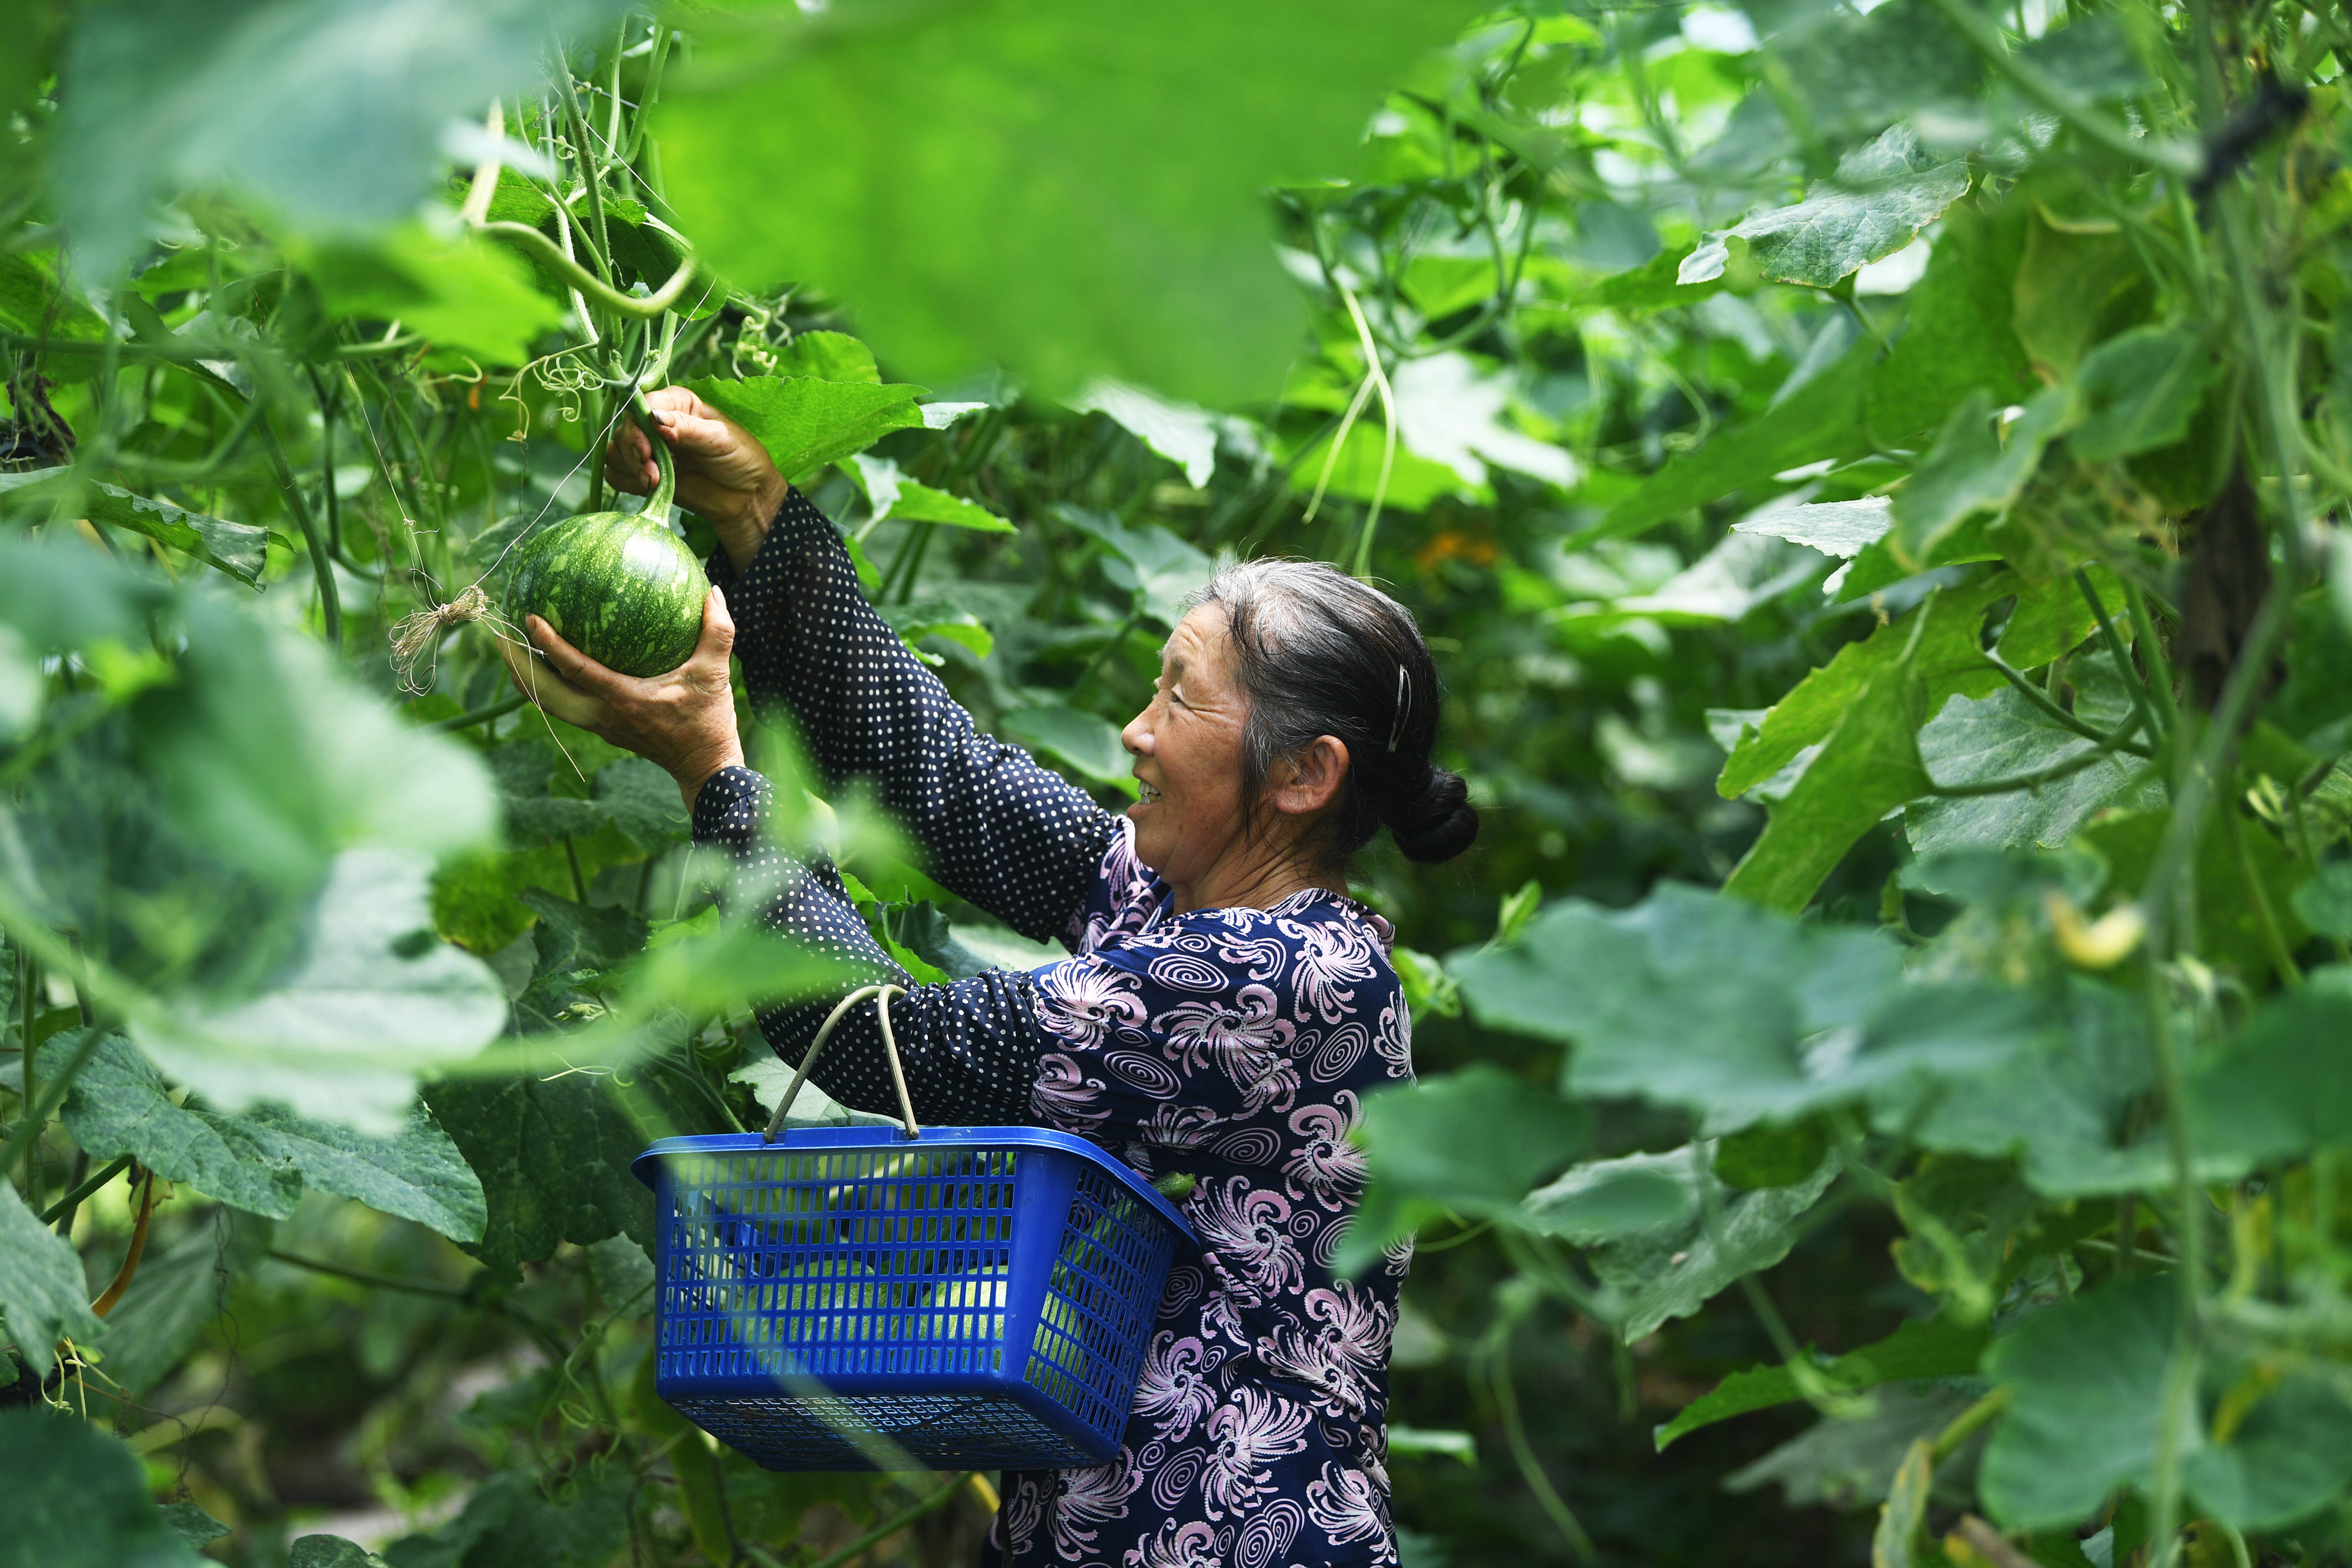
[501,587,746,810]
[605,386,787,571]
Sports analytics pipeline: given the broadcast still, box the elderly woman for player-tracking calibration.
[514,388,1478,1568]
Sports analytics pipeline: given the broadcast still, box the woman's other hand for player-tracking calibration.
[500,587,746,809]
[605,387,787,572]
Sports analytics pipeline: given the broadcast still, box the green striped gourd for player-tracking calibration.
[509,404,709,678]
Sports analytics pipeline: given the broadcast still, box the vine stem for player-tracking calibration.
[265,1248,470,1300]
[431,693,529,733]
[1980,652,2156,754]
[88,1171,155,1318]
[40,1154,130,1226]
[2075,569,2164,744]
[474,222,703,322]
[1481,1307,1596,1560]
[1339,288,1395,581]
[260,409,342,647]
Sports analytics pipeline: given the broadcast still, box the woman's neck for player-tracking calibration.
[1168,845,1346,915]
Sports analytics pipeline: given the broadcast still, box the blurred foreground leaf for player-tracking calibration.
[54,0,630,282]
[0,1410,209,1567]
[662,0,1485,403]
[134,849,509,1135]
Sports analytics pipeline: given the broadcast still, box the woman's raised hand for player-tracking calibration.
[501,586,747,810]
[606,386,788,571]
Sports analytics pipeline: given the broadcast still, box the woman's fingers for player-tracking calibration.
[649,405,743,462]
[527,614,639,700]
[691,586,737,670]
[603,420,656,494]
[499,633,606,730]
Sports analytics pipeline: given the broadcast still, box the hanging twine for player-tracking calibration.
[388,581,494,694]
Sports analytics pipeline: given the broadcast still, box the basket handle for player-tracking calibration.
[760,983,918,1142]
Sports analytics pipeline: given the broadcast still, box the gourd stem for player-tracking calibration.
[630,390,676,517]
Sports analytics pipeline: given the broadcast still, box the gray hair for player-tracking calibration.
[1186,559,1476,868]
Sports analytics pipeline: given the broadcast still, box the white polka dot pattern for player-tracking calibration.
[693,764,1050,1124]
[717,489,1120,944]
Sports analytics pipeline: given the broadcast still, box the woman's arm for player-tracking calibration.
[695,765,1053,1124]
[716,496,1118,940]
[604,392,1118,944]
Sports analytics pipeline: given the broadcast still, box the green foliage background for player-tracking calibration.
[5,0,2352,1564]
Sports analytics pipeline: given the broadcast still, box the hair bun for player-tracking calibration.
[1388,767,1478,864]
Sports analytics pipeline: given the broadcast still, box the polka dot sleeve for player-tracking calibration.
[692,765,1052,1126]
[712,490,1118,945]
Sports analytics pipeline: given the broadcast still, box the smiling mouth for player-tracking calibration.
[1137,781,1163,804]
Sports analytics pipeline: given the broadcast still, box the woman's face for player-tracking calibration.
[1120,606,1252,892]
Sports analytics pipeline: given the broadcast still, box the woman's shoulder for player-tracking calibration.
[1063,815,1166,950]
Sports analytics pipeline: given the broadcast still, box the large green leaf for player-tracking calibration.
[2011,213,2152,380]
[0,469,268,586]
[2183,991,2352,1171]
[1719,575,2004,798]
[1582,1144,1842,1340]
[1887,387,2075,571]
[887,480,1014,533]
[61,1032,486,1241]
[420,1025,726,1279]
[0,1410,209,1568]
[1717,569,2106,803]
[661,0,1485,404]
[684,375,928,486]
[0,1181,101,1362]
[1722,605,1932,912]
[1982,1275,2352,1530]
[1768,0,1979,141]
[1979,1275,2174,1529]
[54,0,629,282]
[1344,1066,1591,1272]
[2068,326,2221,463]
[1678,129,1969,290]
[0,250,106,340]
[1655,1314,1989,1450]
[1863,199,2032,445]
[1903,653,2164,854]
[133,849,510,1136]
[1727,1386,1982,1512]
[423,1068,653,1278]
[1522,1148,1699,1246]
[290,1539,393,1568]
[1885,980,2167,1198]
[1058,508,1216,626]
[1450,882,2045,1122]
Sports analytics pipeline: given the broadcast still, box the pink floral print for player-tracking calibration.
[1000,833,1413,1568]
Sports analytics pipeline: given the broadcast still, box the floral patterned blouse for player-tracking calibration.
[691,491,1415,1568]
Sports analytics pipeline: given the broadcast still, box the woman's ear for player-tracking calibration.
[1271,735,1350,818]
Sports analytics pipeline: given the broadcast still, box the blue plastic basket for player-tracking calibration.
[632,1126,1193,1471]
